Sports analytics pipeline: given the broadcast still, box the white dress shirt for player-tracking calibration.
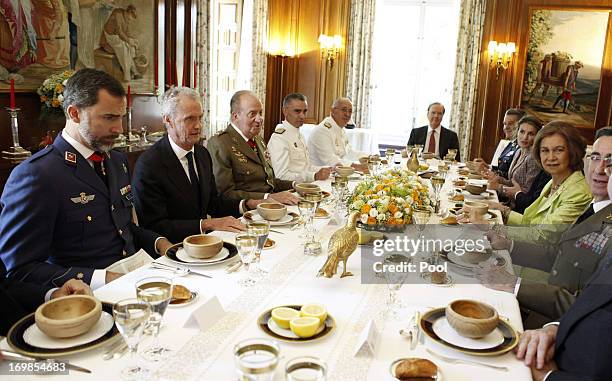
[424,125,441,156]
[308,116,366,167]
[268,121,322,182]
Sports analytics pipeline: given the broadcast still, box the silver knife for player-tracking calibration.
[0,350,91,374]
[411,311,421,350]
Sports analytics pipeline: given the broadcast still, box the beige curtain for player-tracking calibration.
[251,0,268,111]
[449,0,487,159]
[196,0,211,136]
[345,0,376,130]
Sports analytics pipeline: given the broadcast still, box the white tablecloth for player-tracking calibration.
[1,162,530,380]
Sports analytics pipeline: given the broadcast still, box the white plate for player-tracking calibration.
[246,212,294,225]
[266,317,324,339]
[168,291,199,308]
[461,190,493,200]
[432,317,504,350]
[23,311,114,349]
[446,251,489,269]
[176,247,230,263]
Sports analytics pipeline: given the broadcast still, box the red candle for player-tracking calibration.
[193,61,197,89]
[127,85,131,108]
[9,79,15,109]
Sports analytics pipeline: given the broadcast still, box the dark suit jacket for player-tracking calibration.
[407,125,461,161]
[514,169,551,214]
[549,265,612,381]
[494,140,519,179]
[0,264,48,336]
[513,204,612,324]
[132,135,241,243]
[208,125,293,200]
[0,134,158,287]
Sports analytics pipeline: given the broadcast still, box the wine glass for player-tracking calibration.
[412,208,432,242]
[414,144,424,158]
[431,176,445,213]
[386,148,396,168]
[382,254,410,319]
[297,200,315,241]
[235,233,258,286]
[135,276,173,362]
[303,192,324,255]
[247,221,270,277]
[113,298,152,380]
[285,356,327,381]
[447,148,458,161]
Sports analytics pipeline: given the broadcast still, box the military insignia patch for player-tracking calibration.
[324,122,332,129]
[71,192,95,204]
[120,184,132,196]
[65,151,77,164]
[231,146,248,163]
[275,128,286,134]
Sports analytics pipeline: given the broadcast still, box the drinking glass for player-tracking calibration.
[285,356,327,381]
[235,233,258,286]
[234,338,280,381]
[412,208,432,242]
[414,144,424,158]
[383,254,410,319]
[386,148,396,168]
[113,299,152,380]
[135,276,173,362]
[447,148,458,161]
[247,221,270,277]
[303,192,324,255]
[431,176,445,213]
[298,200,315,241]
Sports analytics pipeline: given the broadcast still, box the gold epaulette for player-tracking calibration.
[324,122,332,129]
[274,128,286,134]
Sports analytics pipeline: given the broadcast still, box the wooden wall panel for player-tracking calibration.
[265,0,350,141]
[472,0,612,161]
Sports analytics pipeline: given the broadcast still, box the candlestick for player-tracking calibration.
[126,106,136,144]
[9,79,15,109]
[1,108,32,163]
[126,85,131,108]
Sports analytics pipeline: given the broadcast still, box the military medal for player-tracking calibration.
[65,151,77,165]
[70,192,95,204]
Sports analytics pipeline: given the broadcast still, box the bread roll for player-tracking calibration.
[395,358,437,380]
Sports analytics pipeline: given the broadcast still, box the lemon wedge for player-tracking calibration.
[271,307,300,329]
[300,303,328,325]
[290,317,320,338]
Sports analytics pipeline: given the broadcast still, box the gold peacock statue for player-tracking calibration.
[318,211,361,278]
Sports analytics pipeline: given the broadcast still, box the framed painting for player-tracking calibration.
[0,0,157,93]
[520,8,611,128]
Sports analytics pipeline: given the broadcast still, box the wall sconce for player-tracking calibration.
[488,41,516,78]
[318,34,343,67]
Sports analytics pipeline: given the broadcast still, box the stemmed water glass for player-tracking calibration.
[431,176,445,213]
[135,276,173,362]
[247,221,270,277]
[113,298,152,380]
[414,144,424,158]
[234,233,258,286]
[382,254,410,319]
[412,208,432,242]
[447,148,458,161]
[303,191,324,255]
[386,148,396,168]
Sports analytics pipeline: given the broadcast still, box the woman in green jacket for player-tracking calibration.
[488,121,592,245]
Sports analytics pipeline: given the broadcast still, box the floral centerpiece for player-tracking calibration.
[37,70,75,118]
[348,169,433,228]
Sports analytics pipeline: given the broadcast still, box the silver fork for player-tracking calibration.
[426,349,508,371]
[150,262,212,278]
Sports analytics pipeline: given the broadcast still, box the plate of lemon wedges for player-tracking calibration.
[258,304,335,342]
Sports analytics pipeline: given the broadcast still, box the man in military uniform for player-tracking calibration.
[308,97,368,168]
[208,90,299,204]
[268,93,331,182]
[475,129,612,328]
[0,69,172,289]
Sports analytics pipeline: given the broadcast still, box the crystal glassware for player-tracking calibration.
[303,192,324,255]
[382,254,410,319]
[431,176,445,213]
[297,200,315,241]
[113,298,152,380]
[414,144,424,158]
[412,208,432,242]
[235,233,258,286]
[234,338,280,381]
[386,148,396,168]
[447,148,458,161]
[135,276,173,362]
[285,356,327,381]
[247,221,270,277]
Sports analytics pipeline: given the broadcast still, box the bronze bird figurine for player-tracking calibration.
[318,211,361,278]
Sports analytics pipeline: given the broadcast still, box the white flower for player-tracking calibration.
[376,213,386,221]
[360,214,368,224]
[43,79,51,86]
[394,211,403,219]
[369,208,378,218]
[377,190,386,196]
[404,208,411,215]
[62,79,68,86]
[367,199,377,206]
[57,94,64,102]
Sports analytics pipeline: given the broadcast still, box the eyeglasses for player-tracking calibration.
[605,158,612,177]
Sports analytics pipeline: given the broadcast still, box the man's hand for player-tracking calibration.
[530,361,558,381]
[484,200,505,211]
[155,238,173,256]
[351,163,368,172]
[473,262,516,293]
[314,167,332,181]
[515,324,559,369]
[246,199,266,210]
[486,229,511,250]
[202,216,246,232]
[504,179,522,199]
[473,158,489,172]
[105,271,123,284]
[51,279,93,299]
[268,191,300,205]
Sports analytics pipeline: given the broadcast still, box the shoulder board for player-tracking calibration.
[274,128,286,134]
[324,122,332,129]
[29,145,54,162]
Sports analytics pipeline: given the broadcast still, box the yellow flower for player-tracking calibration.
[51,99,61,108]
[55,84,63,93]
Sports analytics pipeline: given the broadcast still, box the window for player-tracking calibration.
[370,0,460,147]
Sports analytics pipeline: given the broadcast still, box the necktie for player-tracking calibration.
[186,152,202,210]
[89,151,107,187]
[427,130,436,154]
[575,204,595,224]
[247,139,257,150]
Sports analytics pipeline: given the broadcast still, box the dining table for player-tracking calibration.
[0,158,532,381]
